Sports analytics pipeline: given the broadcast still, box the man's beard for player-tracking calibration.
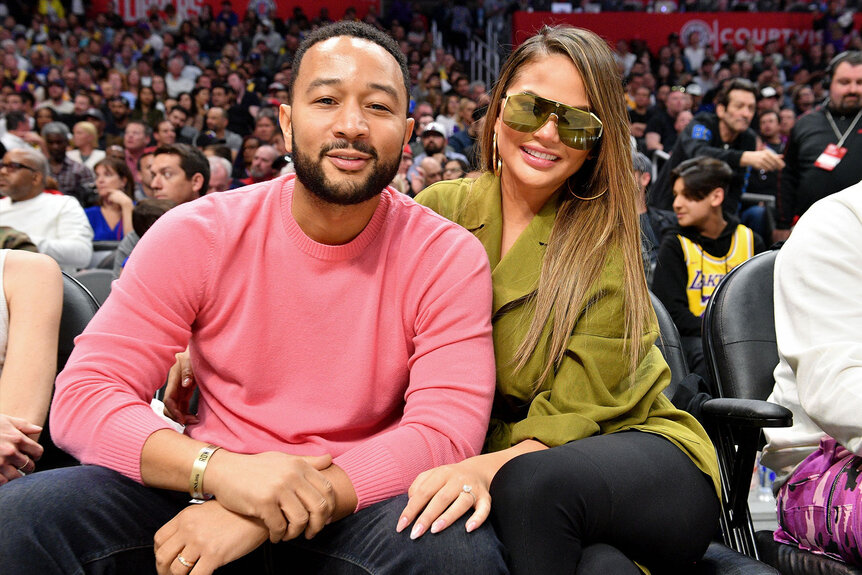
[292,135,400,206]
[830,95,861,116]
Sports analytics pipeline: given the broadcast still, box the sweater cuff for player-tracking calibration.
[96,404,175,484]
[333,443,405,511]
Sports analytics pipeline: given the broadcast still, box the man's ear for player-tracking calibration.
[710,186,725,207]
[403,117,415,147]
[191,172,205,195]
[279,104,292,153]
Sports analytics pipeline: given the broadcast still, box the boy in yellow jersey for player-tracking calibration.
[653,156,765,382]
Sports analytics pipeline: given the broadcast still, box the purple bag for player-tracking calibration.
[775,436,862,565]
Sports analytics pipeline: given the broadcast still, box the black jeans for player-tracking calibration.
[489,431,719,574]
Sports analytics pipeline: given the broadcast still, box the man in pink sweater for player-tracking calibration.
[0,22,505,575]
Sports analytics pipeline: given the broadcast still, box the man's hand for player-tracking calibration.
[163,349,198,426]
[0,414,43,484]
[741,149,785,171]
[154,500,268,575]
[205,450,335,542]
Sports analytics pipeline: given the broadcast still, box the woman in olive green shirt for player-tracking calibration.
[398,26,721,574]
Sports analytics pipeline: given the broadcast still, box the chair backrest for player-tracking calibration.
[650,291,688,400]
[58,272,100,372]
[702,250,779,401]
[73,269,114,306]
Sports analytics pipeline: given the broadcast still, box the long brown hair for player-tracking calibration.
[480,26,651,385]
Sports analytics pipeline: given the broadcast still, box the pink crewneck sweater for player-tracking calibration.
[52,175,495,510]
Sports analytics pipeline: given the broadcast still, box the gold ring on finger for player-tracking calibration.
[177,554,195,568]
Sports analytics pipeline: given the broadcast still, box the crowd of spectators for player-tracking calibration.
[0,0,859,272]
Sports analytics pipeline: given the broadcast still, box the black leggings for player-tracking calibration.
[489,431,719,574]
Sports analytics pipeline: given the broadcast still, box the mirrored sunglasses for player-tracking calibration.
[502,92,603,151]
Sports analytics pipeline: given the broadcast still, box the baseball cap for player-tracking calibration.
[760,86,778,99]
[422,122,446,137]
[85,108,105,122]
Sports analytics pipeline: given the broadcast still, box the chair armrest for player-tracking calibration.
[701,398,793,428]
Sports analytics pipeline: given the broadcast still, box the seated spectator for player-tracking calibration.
[0,148,93,272]
[67,121,106,171]
[34,107,59,134]
[633,152,675,286]
[41,122,96,207]
[0,248,63,484]
[242,144,279,185]
[0,112,40,152]
[252,107,280,147]
[0,23,502,574]
[132,198,176,238]
[196,107,242,156]
[761,180,862,567]
[123,121,152,184]
[442,158,468,181]
[86,157,135,241]
[166,105,199,145]
[654,156,764,382]
[206,155,233,193]
[408,122,468,181]
[153,120,176,147]
[113,143,208,278]
[409,155,442,196]
[645,85,690,155]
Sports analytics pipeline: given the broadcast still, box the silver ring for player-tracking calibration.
[177,554,195,568]
[462,484,476,504]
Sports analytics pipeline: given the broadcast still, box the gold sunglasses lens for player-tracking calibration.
[503,94,602,150]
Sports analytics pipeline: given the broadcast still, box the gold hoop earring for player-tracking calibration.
[492,133,502,177]
[568,178,606,201]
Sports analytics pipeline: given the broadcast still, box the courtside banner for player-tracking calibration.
[513,11,862,55]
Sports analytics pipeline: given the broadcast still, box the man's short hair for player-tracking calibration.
[169,105,189,119]
[290,21,410,113]
[4,111,28,131]
[132,198,177,237]
[127,120,153,139]
[717,78,758,108]
[208,155,233,178]
[154,143,210,196]
[632,152,652,174]
[41,121,70,139]
[671,156,733,201]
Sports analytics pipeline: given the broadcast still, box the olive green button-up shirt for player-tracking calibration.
[416,173,720,497]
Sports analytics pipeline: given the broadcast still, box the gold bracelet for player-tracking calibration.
[189,444,221,500]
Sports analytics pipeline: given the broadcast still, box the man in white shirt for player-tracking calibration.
[0,148,93,271]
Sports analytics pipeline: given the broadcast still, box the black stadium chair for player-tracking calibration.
[38,273,101,472]
[73,269,115,306]
[701,250,862,574]
[650,293,779,574]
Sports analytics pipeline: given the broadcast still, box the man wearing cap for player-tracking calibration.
[407,122,468,183]
[775,51,862,242]
[758,85,781,116]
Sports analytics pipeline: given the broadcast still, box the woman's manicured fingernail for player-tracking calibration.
[410,522,425,540]
[466,521,477,532]
[430,519,446,534]
[396,516,409,532]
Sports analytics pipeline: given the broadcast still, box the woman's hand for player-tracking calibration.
[154,500,268,575]
[104,189,134,210]
[397,457,494,539]
[163,349,198,426]
[0,414,43,483]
